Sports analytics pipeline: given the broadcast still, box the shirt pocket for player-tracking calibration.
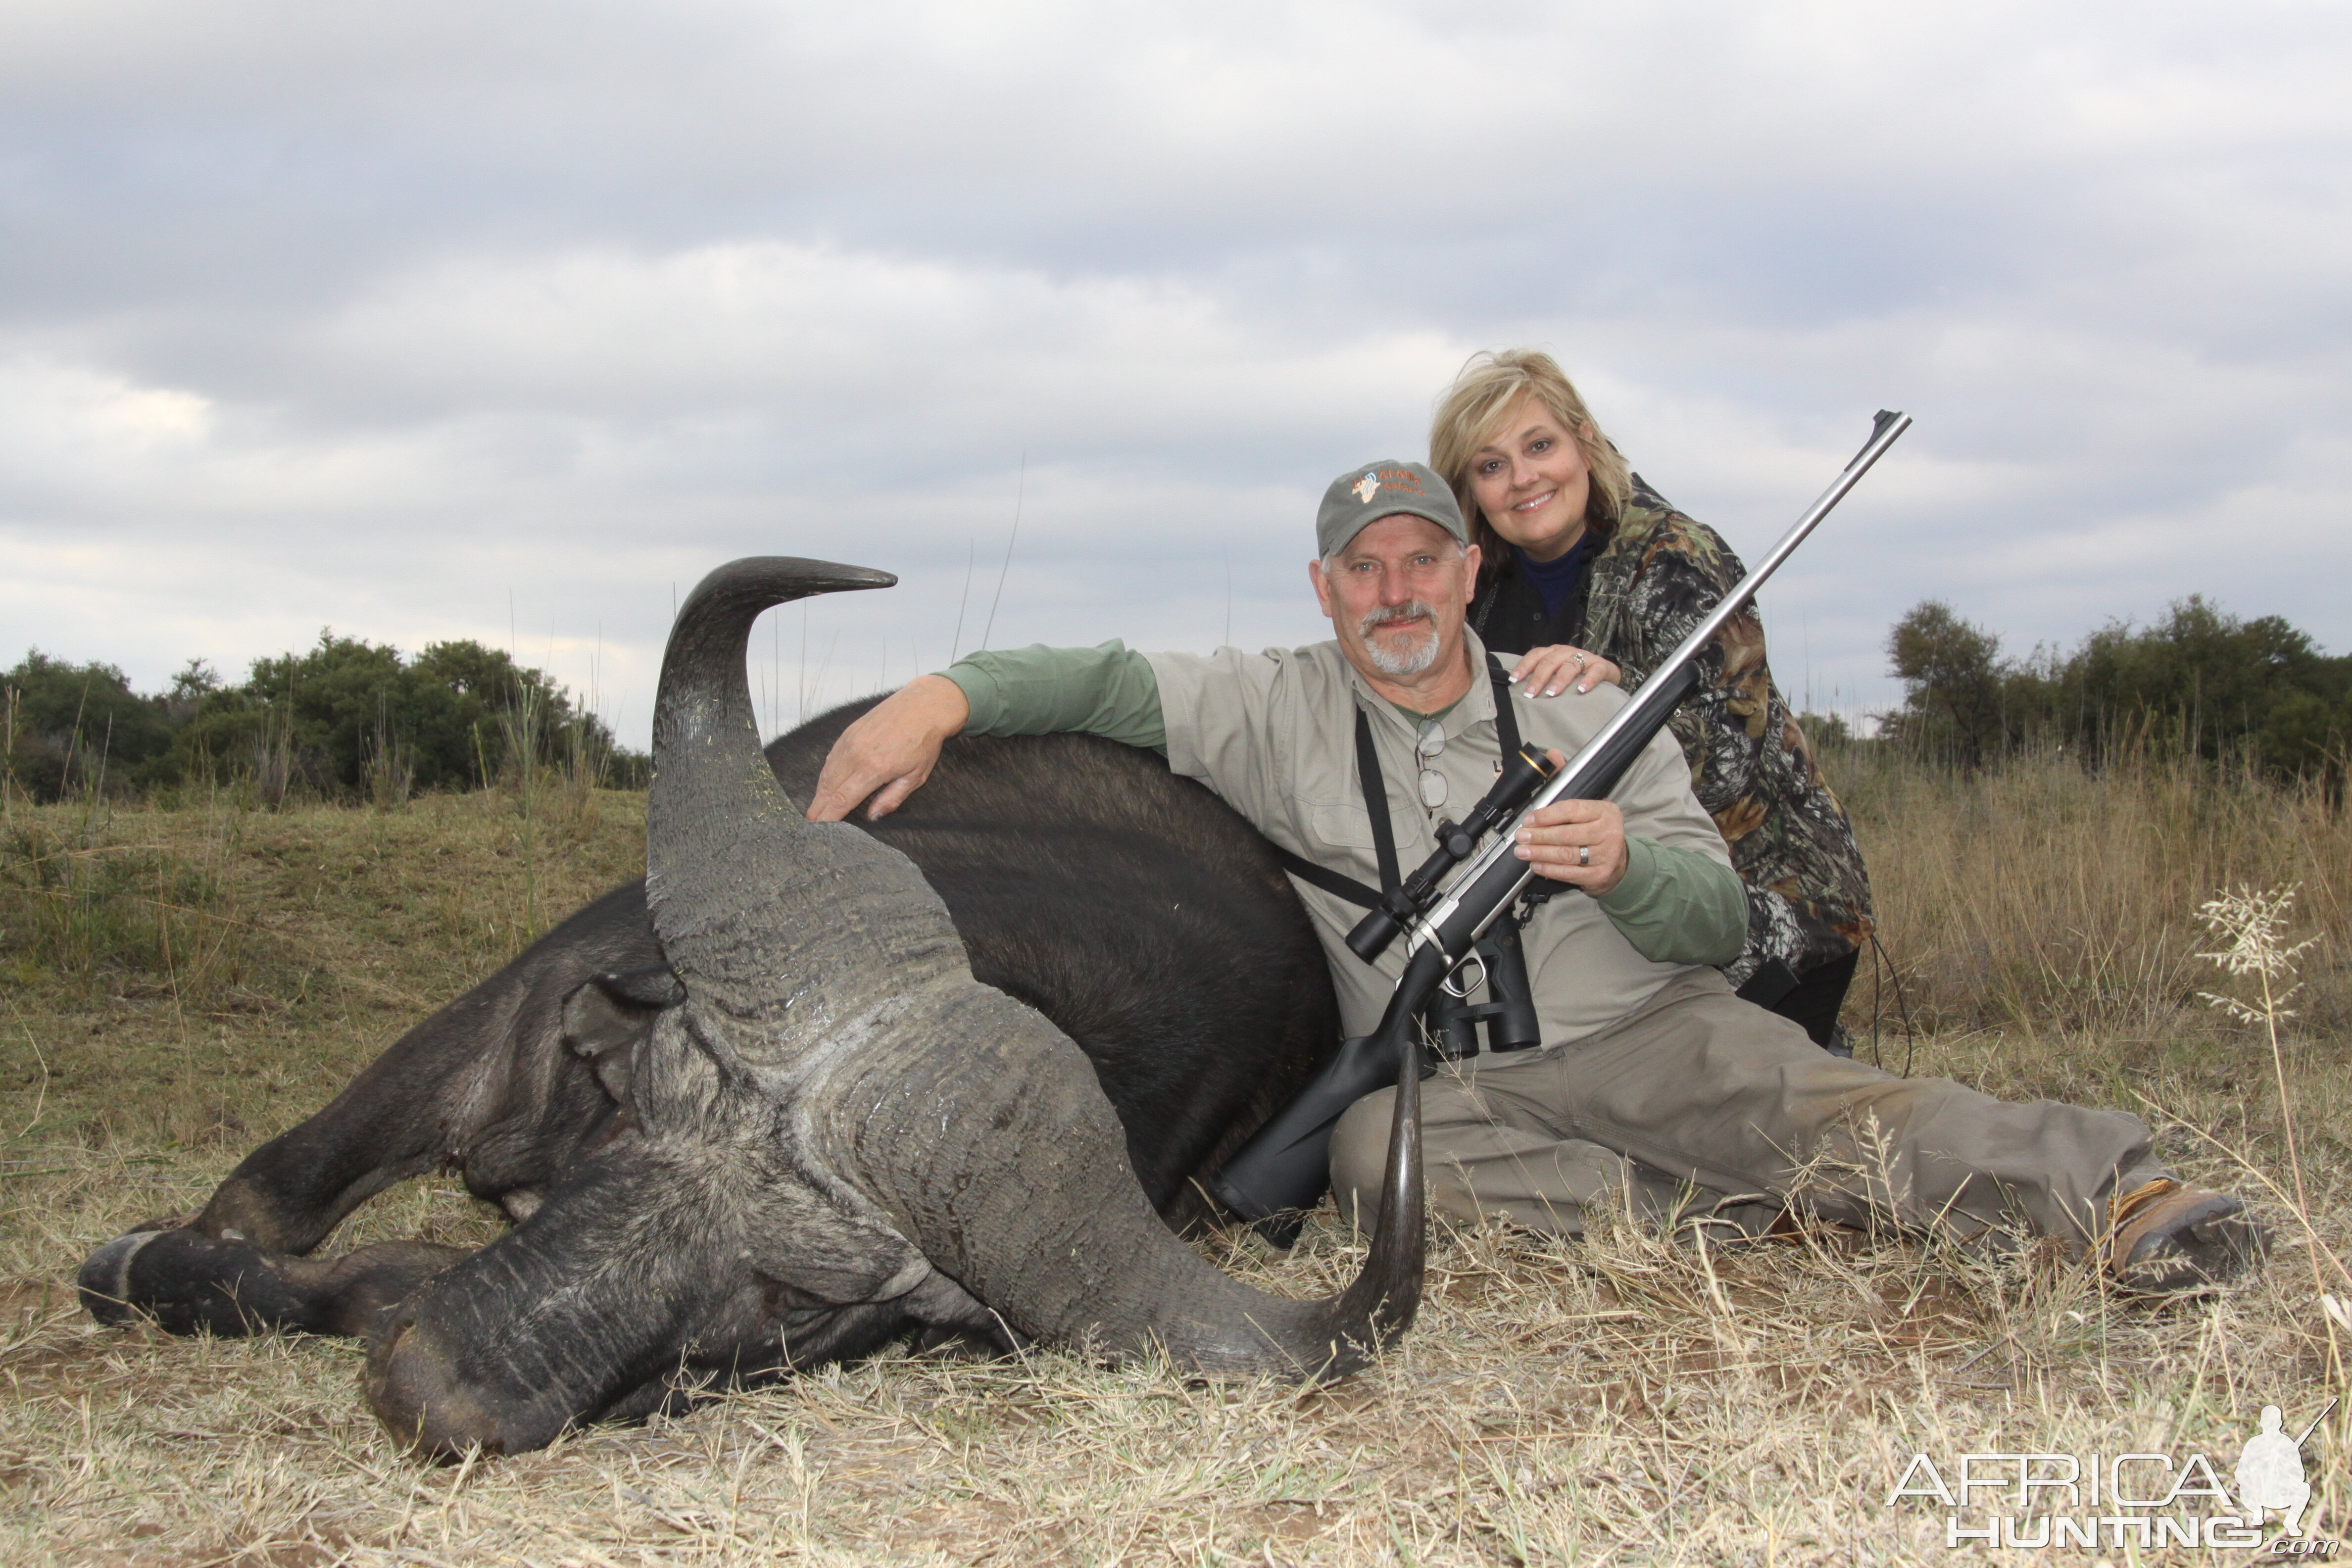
[1305,799,1378,850]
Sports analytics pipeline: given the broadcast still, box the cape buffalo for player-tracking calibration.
[80,558,1422,1456]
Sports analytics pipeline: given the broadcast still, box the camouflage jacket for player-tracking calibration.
[1470,482,1874,982]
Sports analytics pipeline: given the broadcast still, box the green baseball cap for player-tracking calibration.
[1316,460,1469,557]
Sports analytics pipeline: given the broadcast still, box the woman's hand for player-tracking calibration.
[1508,644,1621,698]
[806,675,971,822]
[1511,753,1628,893]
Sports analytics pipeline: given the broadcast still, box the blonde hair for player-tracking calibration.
[1428,349,1630,563]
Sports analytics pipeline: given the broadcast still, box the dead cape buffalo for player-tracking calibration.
[79,557,1422,1457]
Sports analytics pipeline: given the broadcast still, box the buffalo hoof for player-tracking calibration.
[76,1225,297,1336]
[78,1227,465,1339]
[77,1228,170,1326]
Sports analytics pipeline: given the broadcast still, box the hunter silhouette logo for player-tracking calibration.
[2238,1400,2332,1539]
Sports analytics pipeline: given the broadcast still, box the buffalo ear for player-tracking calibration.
[559,967,686,1102]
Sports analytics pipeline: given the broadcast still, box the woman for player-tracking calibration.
[1430,348,1872,1049]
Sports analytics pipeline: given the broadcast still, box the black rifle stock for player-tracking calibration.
[1211,411,1912,1240]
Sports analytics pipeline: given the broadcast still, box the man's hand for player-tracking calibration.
[1508,644,1622,698]
[1510,750,1628,893]
[806,674,971,822]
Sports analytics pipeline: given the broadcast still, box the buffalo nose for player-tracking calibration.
[365,1309,534,1461]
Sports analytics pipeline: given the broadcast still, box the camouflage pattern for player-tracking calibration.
[1567,484,1873,983]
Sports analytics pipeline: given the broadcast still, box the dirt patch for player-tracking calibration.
[0,1274,77,1323]
[0,1317,176,1393]
[1231,1498,1343,1547]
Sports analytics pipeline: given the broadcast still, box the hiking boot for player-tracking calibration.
[2106,1178,2266,1293]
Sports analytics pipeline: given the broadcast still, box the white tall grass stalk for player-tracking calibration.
[980,449,1025,653]
[495,683,545,943]
[2196,882,2338,1364]
[948,538,975,665]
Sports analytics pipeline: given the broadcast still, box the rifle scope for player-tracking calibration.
[1345,743,1559,962]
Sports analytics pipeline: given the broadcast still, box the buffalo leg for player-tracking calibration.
[76,1226,468,1338]
[195,941,653,1253]
[198,1014,608,1254]
[78,980,620,1340]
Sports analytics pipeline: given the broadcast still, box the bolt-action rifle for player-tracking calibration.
[1212,410,1914,1242]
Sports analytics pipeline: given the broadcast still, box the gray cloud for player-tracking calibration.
[4,0,2349,743]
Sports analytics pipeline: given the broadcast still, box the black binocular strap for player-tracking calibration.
[1268,708,1388,911]
[1355,709,1403,897]
[1269,653,1519,913]
[1486,652,1522,754]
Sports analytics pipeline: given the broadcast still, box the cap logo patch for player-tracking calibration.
[1352,472,1380,503]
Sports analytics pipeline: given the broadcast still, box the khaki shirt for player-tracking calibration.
[1144,631,1736,1046]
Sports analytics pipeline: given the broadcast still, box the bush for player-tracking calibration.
[0,652,179,802]
[0,635,649,805]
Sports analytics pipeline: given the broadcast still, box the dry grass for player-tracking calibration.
[0,781,644,1157]
[1,755,2348,1565]
[1840,746,2351,1042]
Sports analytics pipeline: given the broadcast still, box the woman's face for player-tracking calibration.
[1466,396,1591,562]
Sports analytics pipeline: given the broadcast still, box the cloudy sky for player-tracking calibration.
[5,0,2348,745]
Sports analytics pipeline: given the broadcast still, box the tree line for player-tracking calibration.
[2,634,647,805]
[11,592,2345,805]
[1882,594,2352,776]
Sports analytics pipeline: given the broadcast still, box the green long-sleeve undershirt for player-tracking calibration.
[941,641,1745,968]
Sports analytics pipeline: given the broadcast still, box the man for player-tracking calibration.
[808,459,2260,1290]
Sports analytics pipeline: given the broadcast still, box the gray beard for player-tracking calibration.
[1358,605,1441,678]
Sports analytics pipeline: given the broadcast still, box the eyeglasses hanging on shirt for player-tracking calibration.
[1416,720,1446,810]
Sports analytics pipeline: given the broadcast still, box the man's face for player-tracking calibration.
[1309,513,1481,685]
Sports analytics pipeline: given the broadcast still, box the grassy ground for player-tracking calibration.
[1,754,2347,1565]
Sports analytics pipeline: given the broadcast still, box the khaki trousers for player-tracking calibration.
[1327,968,2160,1252]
